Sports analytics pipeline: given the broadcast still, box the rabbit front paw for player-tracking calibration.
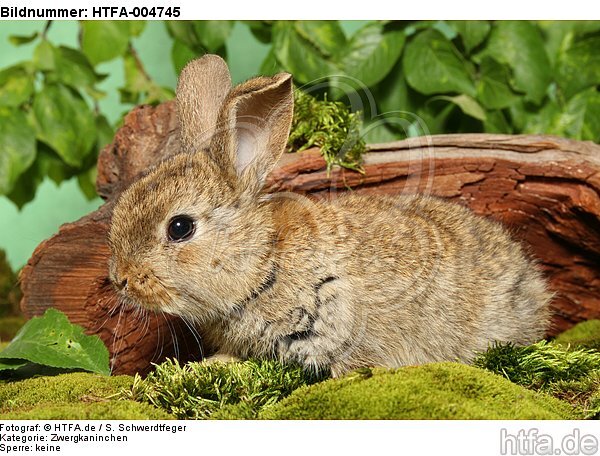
[202,353,240,365]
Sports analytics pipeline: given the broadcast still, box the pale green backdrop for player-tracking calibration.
[0,21,368,270]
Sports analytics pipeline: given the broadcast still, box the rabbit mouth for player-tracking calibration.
[110,268,178,314]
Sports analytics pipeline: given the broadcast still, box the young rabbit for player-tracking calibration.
[108,54,552,377]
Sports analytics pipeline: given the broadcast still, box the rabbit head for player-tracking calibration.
[108,54,294,322]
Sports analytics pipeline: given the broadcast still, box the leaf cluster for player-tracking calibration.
[253,20,600,143]
[2,20,598,206]
[0,21,171,207]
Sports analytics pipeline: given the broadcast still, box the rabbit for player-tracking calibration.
[108,54,552,377]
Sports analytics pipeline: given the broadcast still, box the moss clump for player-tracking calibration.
[555,320,600,350]
[289,90,366,172]
[121,358,321,419]
[2,400,171,420]
[260,363,579,420]
[547,373,600,419]
[474,340,600,389]
[0,372,168,419]
[475,339,600,419]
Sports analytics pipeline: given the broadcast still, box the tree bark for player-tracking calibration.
[20,101,600,375]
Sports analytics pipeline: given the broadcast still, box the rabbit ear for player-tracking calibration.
[213,72,294,194]
[177,54,232,153]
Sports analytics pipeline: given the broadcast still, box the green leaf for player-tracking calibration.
[165,21,200,50]
[33,39,55,71]
[432,21,458,40]
[121,53,152,104]
[0,358,28,370]
[81,21,131,64]
[272,21,338,84]
[260,48,283,76]
[484,110,512,134]
[123,53,150,93]
[51,46,106,96]
[559,88,600,141]
[9,32,38,46]
[193,21,235,53]
[0,107,37,195]
[415,102,457,135]
[120,54,173,105]
[0,65,34,107]
[372,60,415,115]
[95,114,114,152]
[434,94,487,121]
[447,21,490,54]
[476,57,520,110]
[479,21,552,104]
[0,308,110,376]
[556,36,600,100]
[338,22,406,88]
[77,166,98,200]
[362,121,402,144]
[521,100,562,136]
[539,21,600,66]
[6,146,75,208]
[32,84,96,167]
[128,21,147,37]
[244,21,273,44]
[171,40,197,76]
[295,21,347,58]
[516,88,600,142]
[403,29,476,96]
[274,21,405,88]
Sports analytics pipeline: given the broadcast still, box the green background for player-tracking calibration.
[0,21,365,270]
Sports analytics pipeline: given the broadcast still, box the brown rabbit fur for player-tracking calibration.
[108,55,552,377]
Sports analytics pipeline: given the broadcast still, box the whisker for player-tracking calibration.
[133,306,151,347]
[163,312,180,361]
[153,312,166,362]
[181,315,204,360]
[110,304,126,374]
[92,295,123,334]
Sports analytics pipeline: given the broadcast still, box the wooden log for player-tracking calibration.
[20,101,600,374]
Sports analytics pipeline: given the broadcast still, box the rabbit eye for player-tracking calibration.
[167,215,195,242]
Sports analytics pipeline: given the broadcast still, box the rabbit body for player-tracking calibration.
[108,55,551,376]
[198,192,551,376]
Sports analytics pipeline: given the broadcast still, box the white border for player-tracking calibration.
[0,0,598,20]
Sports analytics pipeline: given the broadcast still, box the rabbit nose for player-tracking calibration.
[113,271,129,291]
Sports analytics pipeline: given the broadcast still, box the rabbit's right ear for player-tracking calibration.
[177,54,232,153]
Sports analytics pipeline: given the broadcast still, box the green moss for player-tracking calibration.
[474,340,600,389]
[547,373,600,419]
[588,385,600,419]
[289,90,366,172]
[209,402,258,420]
[260,363,580,420]
[4,322,599,420]
[122,358,321,419]
[2,400,171,420]
[555,320,600,350]
[0,372,168,419]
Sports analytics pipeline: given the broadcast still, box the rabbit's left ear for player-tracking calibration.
[177,55,232,153]
[212,72,294,194]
